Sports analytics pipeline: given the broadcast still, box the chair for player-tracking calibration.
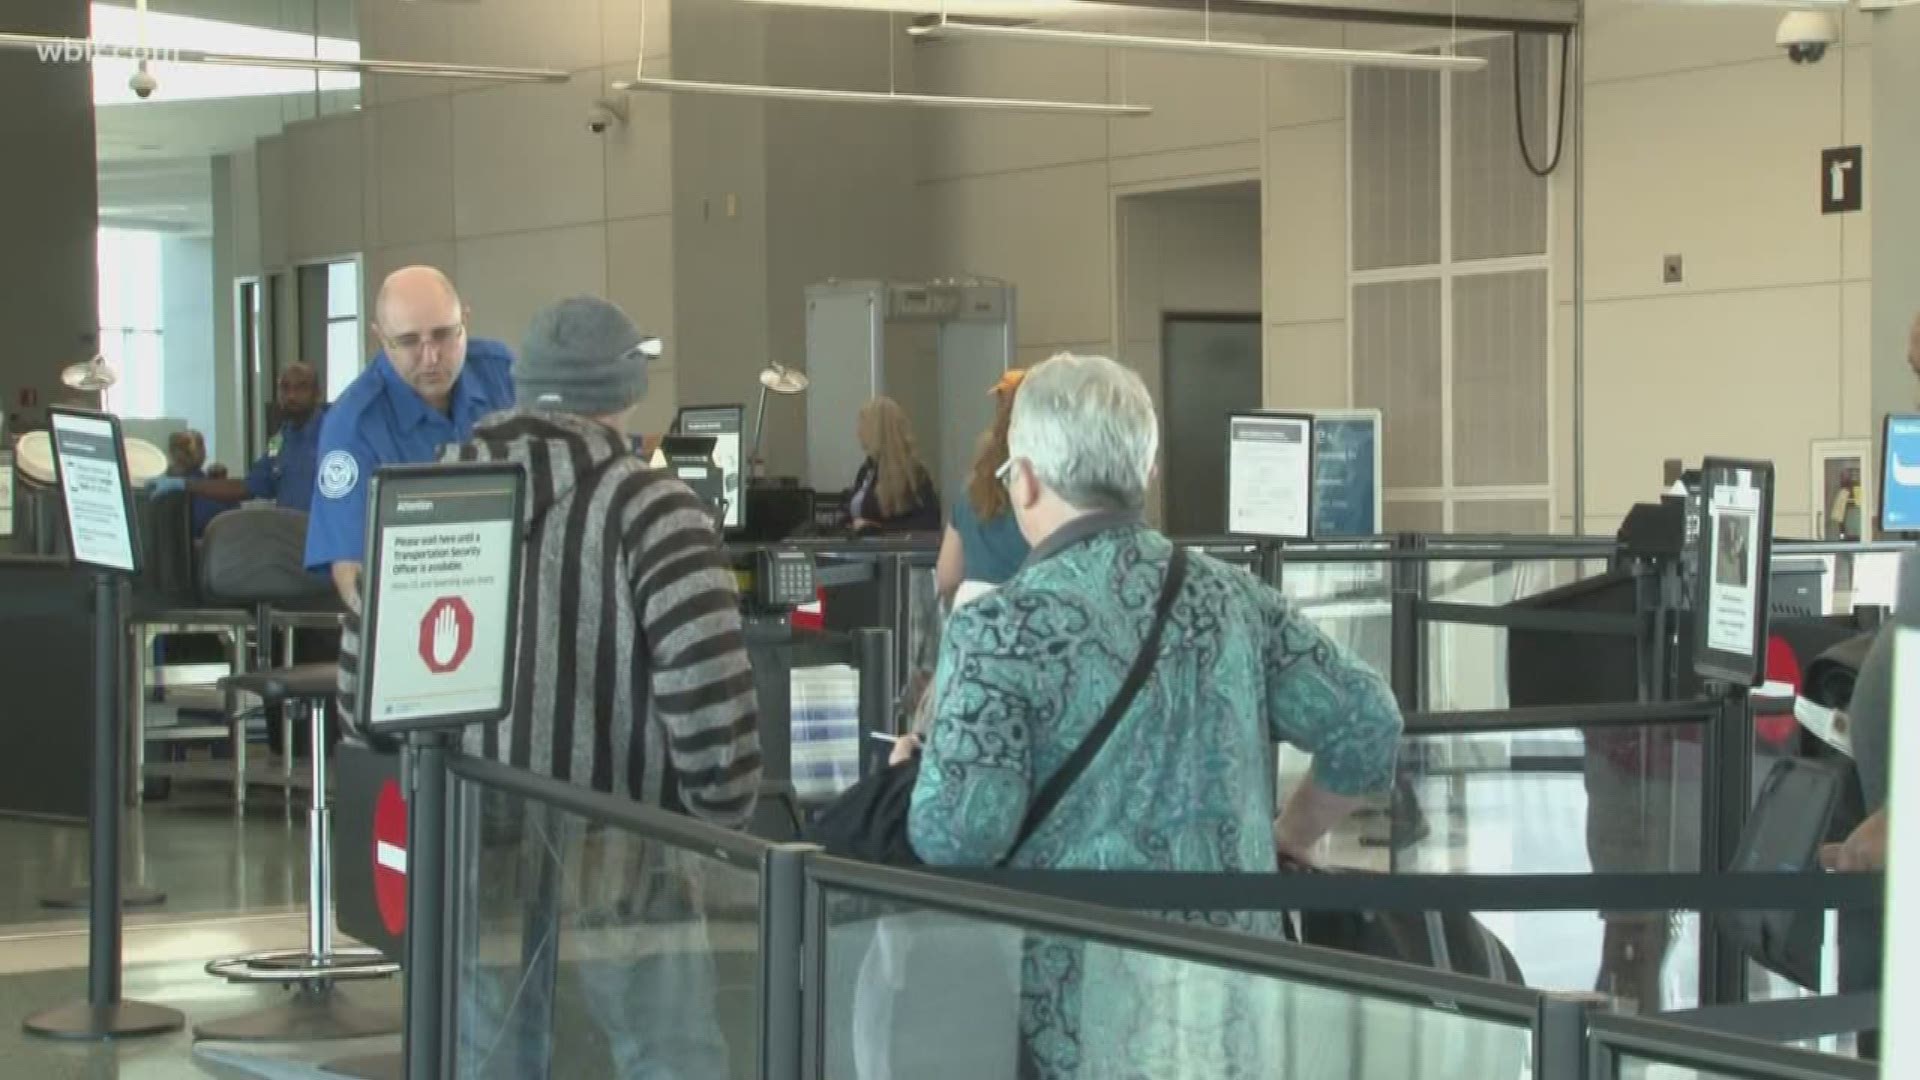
[126,490,253,808]
[196,664,399,1043]
[195,507,345,802]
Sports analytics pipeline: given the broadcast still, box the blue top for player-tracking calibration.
[182,468,227,540]
[949,493,1029,585]
[244,410,325,511]
[303,341,516,571]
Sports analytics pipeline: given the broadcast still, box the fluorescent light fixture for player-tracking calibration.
[614,75,1148,116]
[909,20,1488,72]
[1,5,567,105]
[0,34,566,81]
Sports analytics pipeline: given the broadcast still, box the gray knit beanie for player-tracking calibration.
[516,296,650,416]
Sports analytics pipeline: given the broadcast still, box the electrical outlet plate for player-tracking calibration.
[1663,255,1684,285]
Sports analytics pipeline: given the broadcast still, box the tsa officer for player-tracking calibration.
[150,362,326,513]
[303,266,516,611]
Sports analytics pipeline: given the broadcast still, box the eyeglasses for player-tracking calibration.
[995,457,1019,488]
[387,323,466,354]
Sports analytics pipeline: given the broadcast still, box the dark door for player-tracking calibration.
[1163,315,1262,536]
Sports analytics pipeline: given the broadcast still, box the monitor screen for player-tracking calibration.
[675,404,745,530]
[1880,412,1920,534]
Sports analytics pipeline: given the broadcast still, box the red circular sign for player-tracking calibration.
[373,779,409,936]
[417,596,475,675]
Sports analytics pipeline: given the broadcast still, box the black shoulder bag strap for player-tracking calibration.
[1002,545,1189,863]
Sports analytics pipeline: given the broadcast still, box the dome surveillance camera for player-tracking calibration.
[586,97,628,135]
[128,62,158,99]
[1777,12,1838,64]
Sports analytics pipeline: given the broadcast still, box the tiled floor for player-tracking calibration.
[0,792,309,930]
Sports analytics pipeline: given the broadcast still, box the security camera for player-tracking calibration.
[128,62,158,99]
[585,97,628,135]
[1777,12,1838,64]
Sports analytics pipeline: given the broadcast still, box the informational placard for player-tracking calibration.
[676,404,744,530]
[47,407,140,574]
[1879,413,1920,535]
[1226,412,1315,540]
[1308,409,1381,538]
[359,463,525,733]
[1693,457,1775,688]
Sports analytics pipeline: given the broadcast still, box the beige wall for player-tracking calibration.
[1572,0,1871,538]
[220,3,1877,536]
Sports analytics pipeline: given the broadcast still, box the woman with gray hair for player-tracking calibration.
[903,352,1404,1078]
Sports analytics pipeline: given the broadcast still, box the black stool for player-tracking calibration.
[196,664,399,1043]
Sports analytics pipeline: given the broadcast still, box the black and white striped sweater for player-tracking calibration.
[439,410,762,826]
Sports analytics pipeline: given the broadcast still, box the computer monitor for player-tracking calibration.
[675,404,745,532]
[1878,412,1920,535]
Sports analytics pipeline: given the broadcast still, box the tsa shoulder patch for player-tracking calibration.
[318,450,359,500]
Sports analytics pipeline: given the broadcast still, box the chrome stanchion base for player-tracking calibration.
[194,984,399,1043]
[23,999,185,1041]
[205,948,398,985]
[322,1050,404,1079]
[38,882,166,910]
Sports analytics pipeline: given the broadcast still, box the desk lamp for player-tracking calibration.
[750,361,809,476]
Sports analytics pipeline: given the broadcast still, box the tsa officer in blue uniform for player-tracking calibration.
[150,362,326,514]
[304,266,516,610]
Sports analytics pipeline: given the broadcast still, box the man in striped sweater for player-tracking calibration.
[451,296,760,1077]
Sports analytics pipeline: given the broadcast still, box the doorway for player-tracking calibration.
[1115,178,1263,536]
[1163,315,1262,536]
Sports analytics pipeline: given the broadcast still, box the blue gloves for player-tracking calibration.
[146,476,187,497]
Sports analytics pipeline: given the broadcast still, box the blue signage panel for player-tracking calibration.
[1312,411,1380,538]
[1881,413,1920,533]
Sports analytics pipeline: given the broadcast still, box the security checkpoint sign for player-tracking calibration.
[359,463,525,733]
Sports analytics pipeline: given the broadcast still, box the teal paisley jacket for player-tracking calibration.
[907,515,1403,1078]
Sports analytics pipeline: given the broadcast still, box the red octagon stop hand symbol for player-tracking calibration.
[418,596,475,674]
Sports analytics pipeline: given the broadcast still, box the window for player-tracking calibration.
[97,227,165,417]
[1348,36,1555,533]
[325,259,363,400]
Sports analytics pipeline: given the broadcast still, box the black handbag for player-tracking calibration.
[806,547,1189,865]
[1282,857,1526,985]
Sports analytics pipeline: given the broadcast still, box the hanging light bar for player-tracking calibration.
[613,75,1149,116]
[908,21,1488,73]
[0,32,570,82]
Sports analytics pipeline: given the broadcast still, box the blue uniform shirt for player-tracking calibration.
[244,410,325,511]
[303,340,516,571]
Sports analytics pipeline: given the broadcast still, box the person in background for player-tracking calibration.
[934,368,1030,610]
[903,352,1403,1078]
[304,266,515,611]
[449,296,760,1078]
[150,362,325,512]
[847,397,939,534]
[158,429,233,539]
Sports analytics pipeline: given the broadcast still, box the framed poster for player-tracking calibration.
[358,462,525,733]
[1692,458,1776,688]
[1308,408,1382,538]
[1810,439,1870,542]
[1226,412,1315,540]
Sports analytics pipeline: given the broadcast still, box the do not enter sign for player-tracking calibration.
[373,779,408,936]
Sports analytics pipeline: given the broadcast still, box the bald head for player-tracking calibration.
[374,265,469,410]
